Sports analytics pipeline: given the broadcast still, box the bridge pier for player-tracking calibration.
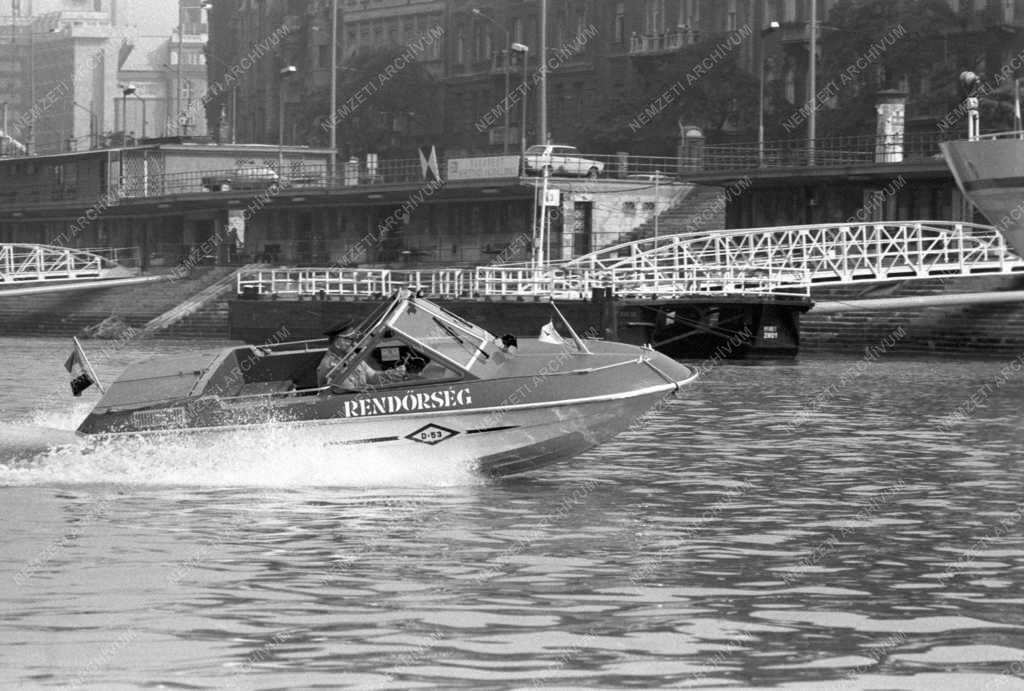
[603,294,810,359]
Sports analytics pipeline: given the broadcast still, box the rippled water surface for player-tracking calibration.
[1,336,1023,689]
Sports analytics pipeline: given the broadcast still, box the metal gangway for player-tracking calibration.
[0,245,139,284]
[235,221,1024,300]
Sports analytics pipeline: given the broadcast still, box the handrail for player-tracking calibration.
[234,221,1024,300]
[978,130,1024,140]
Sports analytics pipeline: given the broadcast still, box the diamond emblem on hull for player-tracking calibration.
[406,424,459,445]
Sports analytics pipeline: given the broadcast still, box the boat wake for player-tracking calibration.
[0,417,481,488]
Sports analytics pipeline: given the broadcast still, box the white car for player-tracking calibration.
[523,145,604,178]
[230,166,281,191]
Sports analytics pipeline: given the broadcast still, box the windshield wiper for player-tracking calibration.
[433,316,490,360]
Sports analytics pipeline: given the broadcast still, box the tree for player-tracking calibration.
[814,0,1007,135]
[304,46,444,158]
[576,37,760,154]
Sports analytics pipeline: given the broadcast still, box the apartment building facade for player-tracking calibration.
[201,0,1024,156]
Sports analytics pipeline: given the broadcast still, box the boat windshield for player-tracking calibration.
[386,295,495,372]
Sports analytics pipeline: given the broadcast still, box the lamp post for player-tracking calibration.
[511,42,529,165]
[538,0,547,145]
[176,2,185,135]
[758,20,780,166]
[472,7,511,153]
[808,0,817,165]
[278,65,297,177]
[330,0,338,183]
[27,26,35,154]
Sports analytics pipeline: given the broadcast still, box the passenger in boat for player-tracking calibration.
[317,319,404,391]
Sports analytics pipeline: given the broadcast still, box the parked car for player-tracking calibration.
[625,172,675,182]
[201,167,281,192]
[231,166,281,191]
[523,145,604,178]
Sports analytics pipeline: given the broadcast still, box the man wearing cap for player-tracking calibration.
[317,319,404,391]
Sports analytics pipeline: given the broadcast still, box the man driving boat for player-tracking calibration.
[317,319,405,391]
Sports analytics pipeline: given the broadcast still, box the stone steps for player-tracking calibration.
[803,275,1024,355]
[620,185,727,245]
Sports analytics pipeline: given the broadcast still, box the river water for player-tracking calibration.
[0,336,1022,689]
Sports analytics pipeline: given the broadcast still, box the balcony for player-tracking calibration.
[491,50,513,75]
[629,28,702,56]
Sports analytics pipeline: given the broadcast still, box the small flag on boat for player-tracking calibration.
[63,337,103,397]
[538,320,565,345]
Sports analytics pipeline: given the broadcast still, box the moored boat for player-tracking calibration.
[69,290,697,476]
[941,132,1024,254]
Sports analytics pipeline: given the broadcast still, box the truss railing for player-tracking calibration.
[564,221,1024,294]
[236,222,1024,301]
[0,244,139,284]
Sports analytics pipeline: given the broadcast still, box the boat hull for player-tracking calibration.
[77,384,683,478]
[75,338,698,477]
[941,139,1024,253]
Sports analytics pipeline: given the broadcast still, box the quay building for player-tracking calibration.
[1,0,1022,270]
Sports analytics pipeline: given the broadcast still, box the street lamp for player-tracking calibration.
[175,3,184,135]
[278,65,298,176]
[758,20,780,166]
[808,0,817,165]
[511,42,529,166]
[330,0,338,183]
[472,7,511,153]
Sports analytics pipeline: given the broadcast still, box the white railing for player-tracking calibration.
[565,221,1024,292]
[235,222,1024,300]
[0,244,138,284]
[236,268,478,299]
[978,130,1024,140]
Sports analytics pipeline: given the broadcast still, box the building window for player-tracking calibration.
[783,0,797,22]
[785,65,796,103]
[686,0,700,26]
[727,0,737,30]
[575,1,587,37]
[474,23,483,60]
[512,17,523,43]
[613,2,625,42]
[1005,0,1015,23]
[456,24,465,64]
[645,0,665,34]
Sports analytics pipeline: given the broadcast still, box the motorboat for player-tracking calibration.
[69,289,697,476]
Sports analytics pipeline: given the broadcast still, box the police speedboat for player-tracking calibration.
[69,290,697,476]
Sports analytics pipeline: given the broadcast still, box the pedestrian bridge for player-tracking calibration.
[0,245,139,284]
[235,221,1024,300]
